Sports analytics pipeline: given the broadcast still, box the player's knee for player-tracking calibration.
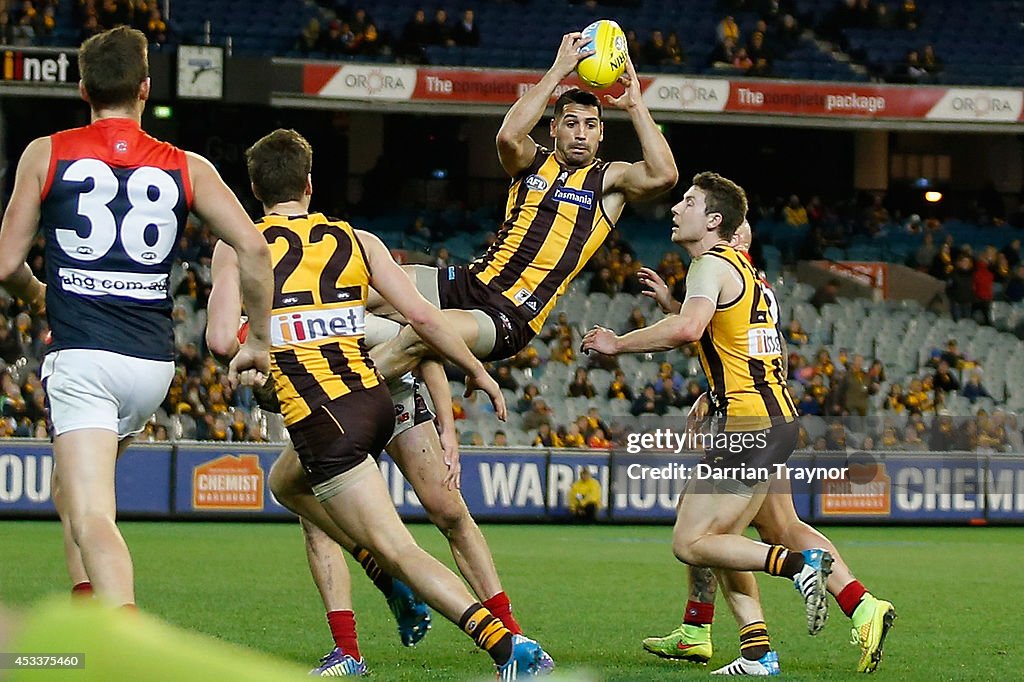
[268,453,306,503]
[363,532,419,572]
[671,535,699,565]
[424,494,470,534]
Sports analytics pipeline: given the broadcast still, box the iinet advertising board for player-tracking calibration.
[299,62,1024,123]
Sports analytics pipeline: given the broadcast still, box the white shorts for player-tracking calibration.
[40,349,175,439]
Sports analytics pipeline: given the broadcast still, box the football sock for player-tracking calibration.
[483,591,522,635]
[838,581,870,619]
[684,600,714,627]
[459,603,514,666]
[327,610,360,660]
[739,621,771,661]
[764,545,805,578]
[351,545,393,598]
[71,581,93,598]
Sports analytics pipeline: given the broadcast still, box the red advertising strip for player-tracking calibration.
[299,63,1024,123]
[726,79,944,118]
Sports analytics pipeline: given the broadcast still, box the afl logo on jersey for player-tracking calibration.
[524,174,549,192]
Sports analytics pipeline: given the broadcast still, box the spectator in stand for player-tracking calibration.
[920,44,942,75]
[783,194,808,227]
[938,339,966,369]
[877,425,900,451]
[587,428,613,450]
[663,32,686,66]
[515,383,540,413]
[948,254,975,322]
[838,354,875,416]
[930,240,954,279]
[607,369,634,401]
[682,381,704,406]
[588,266,618,296]
[732,46,753,71]
[317,19,354,56]
[898,0,921,31]
[568,367,596,398]
[625,29,643,66]
[774,13,801,55]
[903,50,927,82]
[797,389,821,415]
[493,430,508,446]
[625,307,646,332]
[929,414,955,449]
[453,8,479,47]
[511,345,541,370]
[825,421,848,450]
[1004,264,1024,303]
[1002,412,1024,450]
[961,371,992,404]
[913,232,936,270]
[549,336,576,365]
[144,4,166,44]
[1002,239,1021,268]
[493,365,519,392]
[709,36,738,67]
[883,383,906,413]
[568,468,601,522]
[644,29,671,65]
[746,30,772,76]
[978,410,1007,451]
[933,360,961,396]
[533,423,561,447]
[810,279,840,311]
[784,319,809,346]
[973,248,995,326]
[427,7,454,47]
[717,14,740,45]
[523,398,553,432]
[631,385,666,416]
[399,7,429,62]
[900,424,924,450]
[560,423,585,448]
[653,362,683,395]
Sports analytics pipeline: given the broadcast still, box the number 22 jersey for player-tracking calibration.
[40,118,192,361]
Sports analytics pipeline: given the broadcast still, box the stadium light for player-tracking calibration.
[925,191,943,203]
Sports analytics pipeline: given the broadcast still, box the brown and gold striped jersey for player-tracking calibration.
[469,147,613,333]
[695,244,798,430]
[259,212,379,425]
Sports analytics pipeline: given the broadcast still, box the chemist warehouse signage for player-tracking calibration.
[2,443,1024,522]
[1,47,78,86]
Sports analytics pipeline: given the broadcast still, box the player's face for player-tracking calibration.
[670,186,712,245]
[551,104,602,167]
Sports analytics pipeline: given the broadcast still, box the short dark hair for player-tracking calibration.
[78,27,148,110]
[553,88,602,120]
[692,171,748,240]
[246,129,313,207]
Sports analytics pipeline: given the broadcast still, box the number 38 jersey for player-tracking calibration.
[696,244,798,429]
[40,119,192,361]
[258,213,379,426]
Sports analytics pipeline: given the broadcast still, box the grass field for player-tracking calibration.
[2,521,1022,680]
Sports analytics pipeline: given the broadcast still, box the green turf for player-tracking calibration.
[1,522,1021,680]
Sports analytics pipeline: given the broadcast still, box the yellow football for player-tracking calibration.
[576,19,628,89]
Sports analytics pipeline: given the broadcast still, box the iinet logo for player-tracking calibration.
[271,305,366,346]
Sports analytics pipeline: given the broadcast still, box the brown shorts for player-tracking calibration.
[436,265,535,361]
[288,384,394,487]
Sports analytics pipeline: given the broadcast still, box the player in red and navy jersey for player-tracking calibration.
[0,27,273,608]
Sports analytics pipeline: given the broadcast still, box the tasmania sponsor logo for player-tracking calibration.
[524,174,549,192]
[58,268,168,300]
[552,186,594,209]
[193,455,264,510]
[926,88,1023,121]
[747,328,781,356]
[271,305,365,346]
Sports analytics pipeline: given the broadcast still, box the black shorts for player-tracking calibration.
[436,265,535,361]
[699,419,800,487]
[289,384,394,487]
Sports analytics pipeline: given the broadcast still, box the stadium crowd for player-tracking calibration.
[4,198,1024,453]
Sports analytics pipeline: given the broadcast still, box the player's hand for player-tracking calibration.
[438,425,462,490]
[581,325,619,356]
[604,53,642,110]
[686,392,711,439]
[638,267,678,314]
[228,339,270,388]
[552,31,592,78]
[465,370,507,421]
